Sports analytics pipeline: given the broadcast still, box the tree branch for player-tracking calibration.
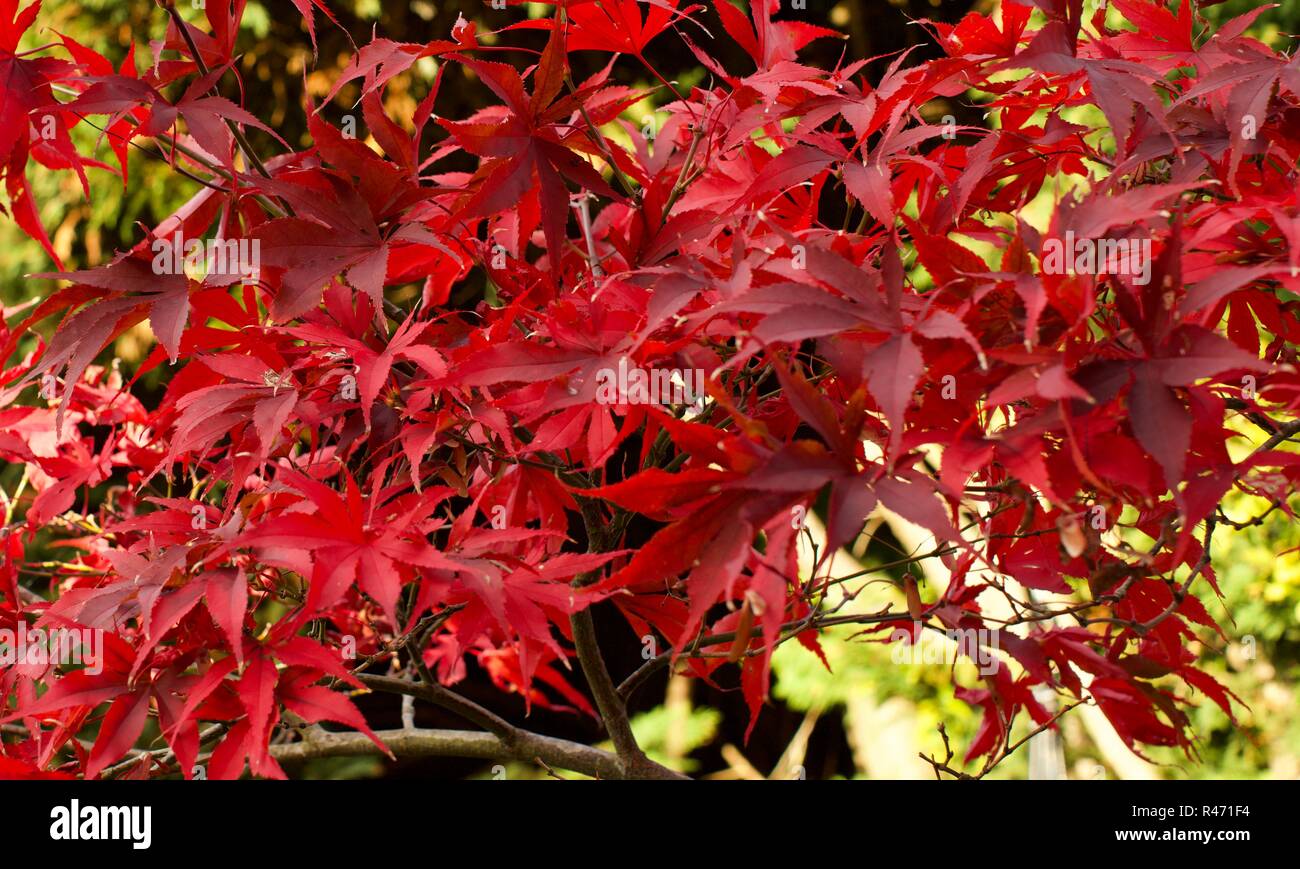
[269,727,630,779]
[619,609,907,700]
[1253,418,1300,453]
[357,673,516,741]
[356,671,687,779]
[568,501,683,779]
[162,3,276,184]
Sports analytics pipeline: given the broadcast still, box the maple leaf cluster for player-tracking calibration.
[1,0,1298,779]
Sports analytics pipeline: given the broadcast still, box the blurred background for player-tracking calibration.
[4,0,1298,779]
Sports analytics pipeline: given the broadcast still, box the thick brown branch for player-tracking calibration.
[270,727,629,779]
[356,671,685,779]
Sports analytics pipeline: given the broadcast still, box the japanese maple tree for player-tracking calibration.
[2,0,1299,780]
